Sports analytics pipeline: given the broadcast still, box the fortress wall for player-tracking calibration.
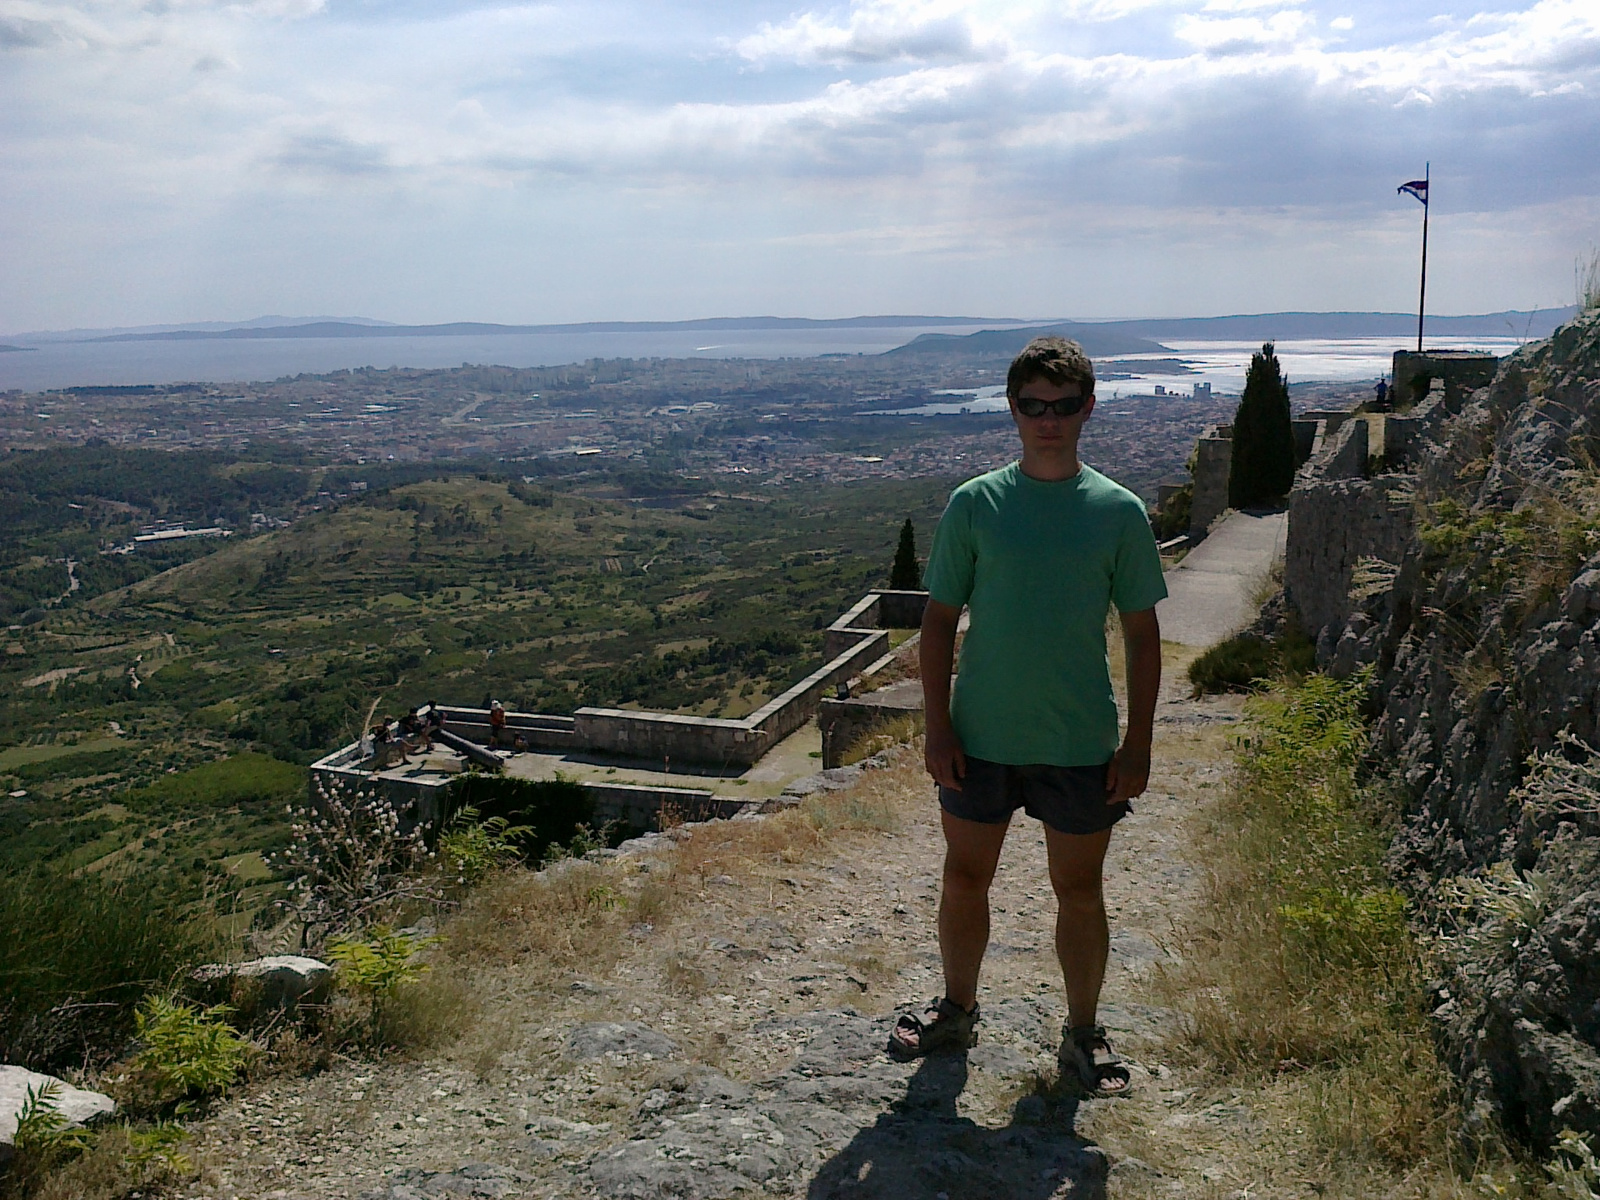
[873,589,929,628]
[440,709,576,751]
[747,630,891,746]
[819,680,925,769]
[582,781,736,830]
[1284,474,1415,641]
[1188,424,1233,539]
[1299,413,1368,482]
[1292,418,1320,465]
[571,709,753,767]
[1392,349,1499,408]
[825,594,882,659]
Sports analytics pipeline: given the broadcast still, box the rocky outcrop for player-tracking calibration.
[579,1006,1114,1200]
[0,1065,116,1163]
[191,956,334,1019]
[1308,308,1600,1148]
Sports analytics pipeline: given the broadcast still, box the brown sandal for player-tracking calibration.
[887,998,979,1059]
[1061,1024,1132,1096]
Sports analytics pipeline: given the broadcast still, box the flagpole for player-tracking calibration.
[1417,162,1429,353]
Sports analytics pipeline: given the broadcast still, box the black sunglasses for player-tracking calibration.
[1014,394,1087,418]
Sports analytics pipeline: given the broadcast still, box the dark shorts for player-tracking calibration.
[939,757,1129,836]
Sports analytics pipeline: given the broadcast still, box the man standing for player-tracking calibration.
[888,337,1167,1098]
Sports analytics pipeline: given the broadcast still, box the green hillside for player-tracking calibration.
[0,470,952,888]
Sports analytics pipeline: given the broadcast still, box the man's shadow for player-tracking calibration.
[806,1052,1106,1200]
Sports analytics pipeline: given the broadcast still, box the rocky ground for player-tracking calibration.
[176,673,1273,1200]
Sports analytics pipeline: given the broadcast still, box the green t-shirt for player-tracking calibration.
[923,462,1168,767]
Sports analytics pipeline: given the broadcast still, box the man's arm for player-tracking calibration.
[1106,607,1160,804]
[920,598,966,790]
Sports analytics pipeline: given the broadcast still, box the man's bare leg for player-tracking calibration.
[939,810,1011,1010]
[1044,826,1114,1028]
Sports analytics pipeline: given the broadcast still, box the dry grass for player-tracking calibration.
[1579,245,1600,312]
[1158,676,1462,1176]
[839,712,924,766]
[1147,675,1577,1199]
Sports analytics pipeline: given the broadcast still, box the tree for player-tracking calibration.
[890,518,921,590]
[1228,342,1296,509]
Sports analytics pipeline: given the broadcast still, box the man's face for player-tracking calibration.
[1008,375,1095,454]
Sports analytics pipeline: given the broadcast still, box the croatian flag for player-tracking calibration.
[1398,179,1429,205]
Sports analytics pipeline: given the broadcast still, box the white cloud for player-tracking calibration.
[735,0,1009,66]
[1,0,1598,328]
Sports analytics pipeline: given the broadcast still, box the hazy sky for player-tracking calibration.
[2,0,1597,331]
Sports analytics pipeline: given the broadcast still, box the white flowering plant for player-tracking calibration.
[267,778,443,949]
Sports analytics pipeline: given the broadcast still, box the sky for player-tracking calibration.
[2,0,1598,332]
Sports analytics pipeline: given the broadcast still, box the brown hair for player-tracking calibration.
[1006,336,1095,400]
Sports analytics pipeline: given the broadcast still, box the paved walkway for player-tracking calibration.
[1156,509,1287,648]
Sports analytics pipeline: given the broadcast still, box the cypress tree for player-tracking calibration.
[1228,342,1296,509]
[890,518,920,590]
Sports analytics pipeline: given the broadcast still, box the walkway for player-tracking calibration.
[1156,508,1287,648]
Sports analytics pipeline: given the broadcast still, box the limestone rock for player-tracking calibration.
[191,955,334,1016]
[357,1161,532,1198]
[0,1065,116,1160]
[566,1022,679,1063]
[582,1008,1109,1199]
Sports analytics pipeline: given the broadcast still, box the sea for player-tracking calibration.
[0,326,1527,397]
[877,336,1527,415]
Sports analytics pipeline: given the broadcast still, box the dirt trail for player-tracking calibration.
[184,673,1263,1200]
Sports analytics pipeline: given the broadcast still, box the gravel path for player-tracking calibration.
[181,668,1265,1200]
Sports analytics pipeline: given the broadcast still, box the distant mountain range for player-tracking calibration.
[4,308,1578,349]
[62,315,1033,344]
[888,308,1580,359]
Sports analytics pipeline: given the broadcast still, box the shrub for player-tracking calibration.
[326,926,438,997]
[0,866,220,1071]
[126,996,253,1112]
[442,774,601,863]
[268,779,443,949]
[438,805,531,885]
[325,925,451,1051]
[1186,626,1314,695]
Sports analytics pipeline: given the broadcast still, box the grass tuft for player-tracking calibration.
[1187,626,1315,696]
[1163,672,1463,1173]
[0,865,222,1071]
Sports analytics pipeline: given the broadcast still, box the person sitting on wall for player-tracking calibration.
[397,710,427,753]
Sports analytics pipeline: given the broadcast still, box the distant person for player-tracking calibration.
[1374,378,1389,408]
[488,700,508,747]
[891,336,1167,1100]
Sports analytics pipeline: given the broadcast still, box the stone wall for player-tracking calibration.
[312,588,929,792]
[818,679,924,769]
[1187,424,1233,539]
[1283,474,1415,644]
[1391,348,1500,409]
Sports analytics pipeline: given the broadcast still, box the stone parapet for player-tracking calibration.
[1391,349,1499,409]
[1188,424,1233,540]
[818,678,925,769]
[1284,473,1415,640]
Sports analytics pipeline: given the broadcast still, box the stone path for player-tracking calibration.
[1155,509,1286,647]
[186,669,1253,1199]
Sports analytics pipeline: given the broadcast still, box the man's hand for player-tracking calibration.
[925,720,967,791]
[1109,606,1161,805]
[1105,742,1150,805]
[920,598,966,792]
